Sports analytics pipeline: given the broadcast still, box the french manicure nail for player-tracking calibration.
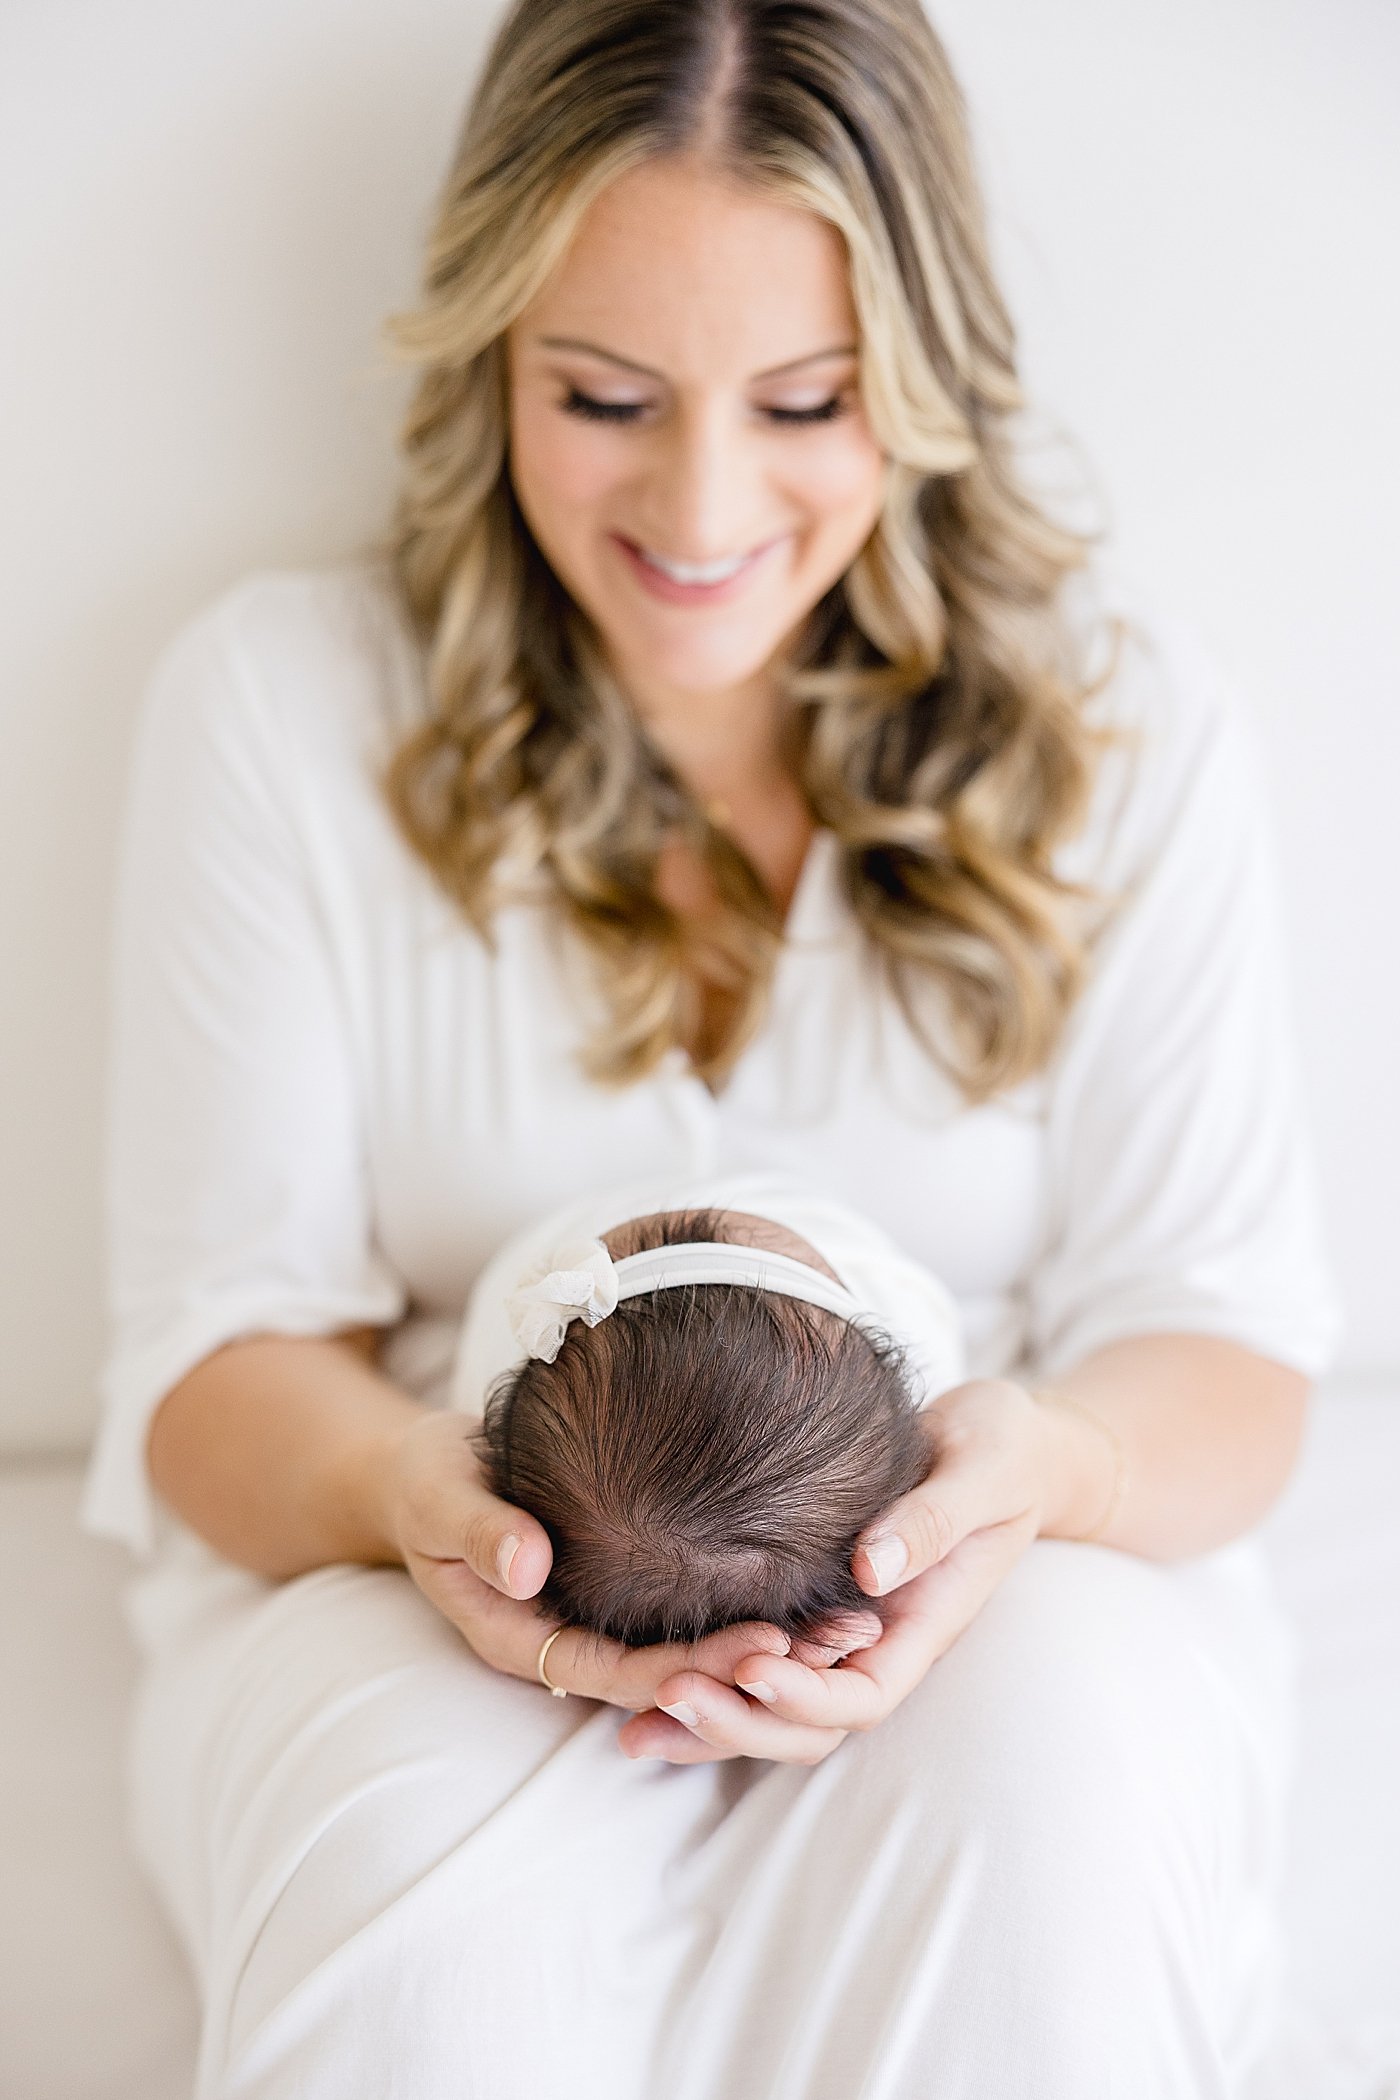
[496,1533,521,1588]
[738,1680,777,1704]
[864,1533,909,1592]
[660,1700,699,1727]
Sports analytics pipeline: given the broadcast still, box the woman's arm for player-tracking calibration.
[145,1329,424,1579]
[844,1332,1310,1613]
[845,1334,1311,1614]
[1033,1330,1309,1561]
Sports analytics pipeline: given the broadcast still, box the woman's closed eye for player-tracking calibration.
[560,386,851,427]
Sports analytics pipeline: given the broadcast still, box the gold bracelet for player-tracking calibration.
[1030,1386,1128,1544]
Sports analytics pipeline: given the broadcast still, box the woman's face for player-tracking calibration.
[505,155,887,713]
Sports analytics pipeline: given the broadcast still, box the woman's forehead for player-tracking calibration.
[510,157,858,388]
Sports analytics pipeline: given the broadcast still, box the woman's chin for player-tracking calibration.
[603,629,788,705]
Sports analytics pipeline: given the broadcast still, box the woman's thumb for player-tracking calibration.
[488,1520,550,1598]
[853,1471,971,1596]
[407,1414,553,1597]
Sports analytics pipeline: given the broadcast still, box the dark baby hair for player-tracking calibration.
[472,1207,936,1647]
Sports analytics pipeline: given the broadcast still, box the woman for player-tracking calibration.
[81,1,1343,2093]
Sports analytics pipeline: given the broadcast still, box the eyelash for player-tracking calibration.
[560,387,850,427]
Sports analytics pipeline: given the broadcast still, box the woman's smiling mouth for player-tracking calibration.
[613,534,786,605]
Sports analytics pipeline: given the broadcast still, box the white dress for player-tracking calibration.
[80,559,1345,2099]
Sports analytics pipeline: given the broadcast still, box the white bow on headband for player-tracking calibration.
[506,1238,621,1364]
[504,1233,873,1365]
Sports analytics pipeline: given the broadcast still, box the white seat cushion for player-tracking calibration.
[0,1465,197,2100]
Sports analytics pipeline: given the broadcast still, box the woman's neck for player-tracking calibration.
[620,662,795,809]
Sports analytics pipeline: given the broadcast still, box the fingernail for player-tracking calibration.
[659,1700,699,1728]
[738,1680,776,1704]
[864,1533,909,1592]
[496,1533,521,1588]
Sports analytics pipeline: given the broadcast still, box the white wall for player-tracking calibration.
[2,0,1396,1451]
[932,0,1400,1368]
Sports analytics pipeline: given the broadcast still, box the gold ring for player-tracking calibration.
[536,1626,570,1698]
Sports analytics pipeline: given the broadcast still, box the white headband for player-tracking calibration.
[505,1234,880,1365]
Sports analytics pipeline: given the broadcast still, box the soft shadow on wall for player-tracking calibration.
[0,0,500,1450]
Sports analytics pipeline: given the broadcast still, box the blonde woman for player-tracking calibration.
[83,1,1342,2093]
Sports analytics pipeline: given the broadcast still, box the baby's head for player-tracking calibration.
[472,1204,935,1648]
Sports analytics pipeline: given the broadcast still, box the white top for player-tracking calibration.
[449,1169,970,1417]
[80,559,1346,1558]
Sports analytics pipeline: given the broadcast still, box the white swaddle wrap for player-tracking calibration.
[449,1166,968,1418]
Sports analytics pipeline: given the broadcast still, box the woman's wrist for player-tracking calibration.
[1028,1384,1129,1544]
[335,1400,428,1568]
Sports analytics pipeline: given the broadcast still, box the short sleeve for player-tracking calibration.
[80,591,409,1557]
[1025,627,1346,1385]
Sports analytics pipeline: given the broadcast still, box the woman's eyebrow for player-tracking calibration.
[533,336,858,381]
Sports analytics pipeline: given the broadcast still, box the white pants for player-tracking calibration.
[121,1530,1298,2099]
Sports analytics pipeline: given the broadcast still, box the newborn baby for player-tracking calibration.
[449,1171,966,1649]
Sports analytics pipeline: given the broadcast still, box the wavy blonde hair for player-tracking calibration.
[381,0,1129,1104]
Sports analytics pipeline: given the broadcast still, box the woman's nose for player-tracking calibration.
[639,395,773,558]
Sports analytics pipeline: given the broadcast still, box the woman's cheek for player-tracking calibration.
[789,447,885,576]
[510,422,621,583]
[794,428,885,522]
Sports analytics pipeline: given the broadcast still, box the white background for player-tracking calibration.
[2,0,1396,1451]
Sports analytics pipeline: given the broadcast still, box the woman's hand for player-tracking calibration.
[617,1378,1070,1765]
[381,1410,883,1718]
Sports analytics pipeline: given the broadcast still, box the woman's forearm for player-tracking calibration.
[145,1328,422,1579]
[1033,1332,1310,1560]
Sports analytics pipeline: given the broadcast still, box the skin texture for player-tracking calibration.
[147,152,1311,1766]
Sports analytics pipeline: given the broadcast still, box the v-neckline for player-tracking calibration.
[668,824,838,1107]
[770,815,835,947]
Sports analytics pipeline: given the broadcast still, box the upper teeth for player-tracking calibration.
[639,546,755,585]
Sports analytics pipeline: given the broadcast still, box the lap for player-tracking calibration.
[659,1539,1296,2096]
[122,1530,1296,2099]
[128,1540,738,2095]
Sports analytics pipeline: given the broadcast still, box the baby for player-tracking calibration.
[449,1171,966,1650]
